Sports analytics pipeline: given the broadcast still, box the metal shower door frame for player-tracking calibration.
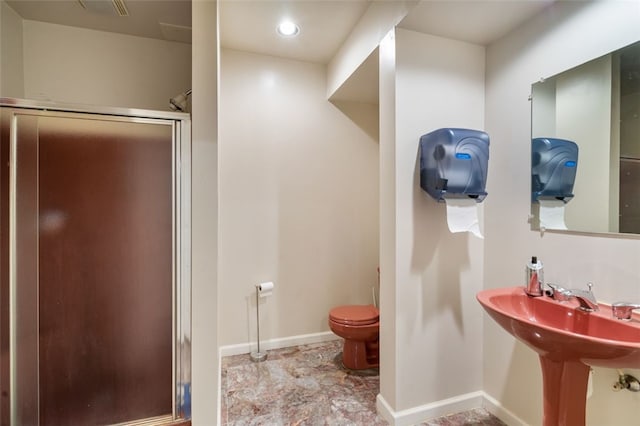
[0,98,192,426]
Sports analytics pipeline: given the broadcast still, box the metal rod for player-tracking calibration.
[256,287,260,353]
[250,285,267,362]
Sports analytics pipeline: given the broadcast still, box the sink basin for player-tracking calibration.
[477,286,640,368]
[477,286,640,426]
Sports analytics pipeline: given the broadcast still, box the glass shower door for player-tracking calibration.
[1,105,191,426]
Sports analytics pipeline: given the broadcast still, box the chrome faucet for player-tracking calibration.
[566,288,599,312]
[547,283,570,301]
[547,282,599,312]
[611,302,640,320]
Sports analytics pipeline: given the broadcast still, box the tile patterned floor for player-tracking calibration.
[221,340,506,425]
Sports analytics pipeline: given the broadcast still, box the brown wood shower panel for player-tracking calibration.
[37,117,173,425]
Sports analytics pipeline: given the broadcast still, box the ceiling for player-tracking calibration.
[6,0,555,64]
[219,1,370,64]
[6,0,192,43]
[399,0,555,47]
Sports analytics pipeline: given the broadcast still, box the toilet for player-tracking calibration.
[328,304,379,370]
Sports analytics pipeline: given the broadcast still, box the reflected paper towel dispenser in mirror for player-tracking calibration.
[531,138,578,203]
[419,128,490,202]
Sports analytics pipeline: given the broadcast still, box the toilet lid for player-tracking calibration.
[329,305,379,326]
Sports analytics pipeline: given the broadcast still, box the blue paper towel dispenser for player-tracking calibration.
[531,137,578,203]
[419,128,490,202]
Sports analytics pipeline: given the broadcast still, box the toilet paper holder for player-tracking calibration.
[419,128,490,202]
[250,282,274,362]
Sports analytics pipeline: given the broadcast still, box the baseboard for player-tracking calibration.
[218,331,340,358]
[481,392,528,426]
[376,391,484,426]
[376,391,527,426]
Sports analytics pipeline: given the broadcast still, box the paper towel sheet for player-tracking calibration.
[539,200,568,230]
[445,198,483,239]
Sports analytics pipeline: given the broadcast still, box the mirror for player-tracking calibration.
[531,41,640,235]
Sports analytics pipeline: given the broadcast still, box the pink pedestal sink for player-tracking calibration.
[477,286,640,426]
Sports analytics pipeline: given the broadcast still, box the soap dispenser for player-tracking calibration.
[525,256,544,297]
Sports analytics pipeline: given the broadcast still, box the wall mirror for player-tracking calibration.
[530,40,640,235]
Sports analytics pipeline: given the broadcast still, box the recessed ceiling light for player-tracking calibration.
[277,20,299,37]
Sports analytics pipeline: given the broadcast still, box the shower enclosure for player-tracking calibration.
[0,99,191,426]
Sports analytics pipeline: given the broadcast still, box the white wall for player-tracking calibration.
[485,1,640,425]
[191,1,218,424]
[218,48,379,346]
[21,20,191,111]
[378,28,398,414]
[378,28,486,422]
[327,0,416,99]
[0,0,24,97]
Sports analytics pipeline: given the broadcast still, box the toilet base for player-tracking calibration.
[342,339,379,370]
[333,353,379,376]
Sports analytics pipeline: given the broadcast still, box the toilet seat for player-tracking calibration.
[329,305,379,326]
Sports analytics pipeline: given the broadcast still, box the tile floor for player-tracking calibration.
[221,340,506,425]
